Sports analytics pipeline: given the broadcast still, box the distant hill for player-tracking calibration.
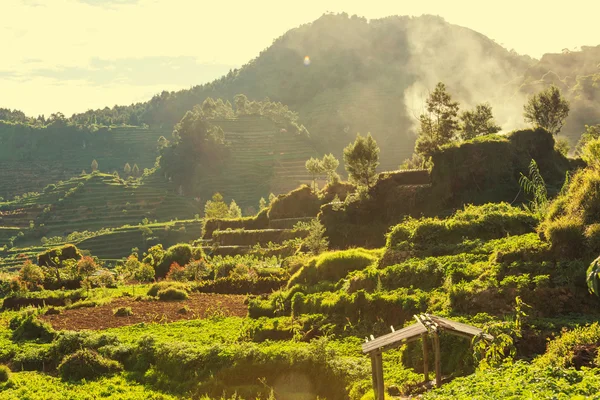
[70,13,536,169]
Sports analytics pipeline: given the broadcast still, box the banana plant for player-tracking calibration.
[586,256,600,296]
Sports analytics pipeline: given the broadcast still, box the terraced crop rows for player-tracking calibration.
[199,117,319,206]
[0,126,169,199]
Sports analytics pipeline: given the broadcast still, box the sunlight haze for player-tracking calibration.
[2,0,599,116]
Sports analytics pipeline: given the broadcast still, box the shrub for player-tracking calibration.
[288,248,379,286]
[37,244,82,267]
[543,216,585,258]
[147,281,189,297]
[0,365,9,382]
[90,269,117,288]
[156,244,195,278]
[585,224,600,254]
[113,307,133,317]
[45,307,61,315]
[157,288,189,301]
[194,276,286,294]
[58,349,122,381]
[18,260,44,291]
[10,314,55,342]
[166,262,187,282]
[535,323,600,369]
[212,228,309,246]
[268,185,321,219]
[202,208,269,239]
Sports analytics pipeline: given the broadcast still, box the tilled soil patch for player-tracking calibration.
[40,293,248,331]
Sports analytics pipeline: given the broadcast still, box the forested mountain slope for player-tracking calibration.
[70,14,535,169]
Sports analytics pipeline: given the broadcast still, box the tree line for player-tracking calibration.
[403,82,571,168]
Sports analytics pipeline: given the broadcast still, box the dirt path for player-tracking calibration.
[40,293,247,331]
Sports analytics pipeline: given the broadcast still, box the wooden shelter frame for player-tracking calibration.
[361,314,493,400]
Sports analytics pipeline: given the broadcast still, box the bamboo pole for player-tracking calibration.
[433,331,442,388]
[421,332,429,383]
[375,351,384,400]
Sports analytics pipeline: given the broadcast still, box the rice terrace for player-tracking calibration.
[3,2,600,399]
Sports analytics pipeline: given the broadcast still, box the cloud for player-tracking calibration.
[78,0,140,5]
[22,56,236,87]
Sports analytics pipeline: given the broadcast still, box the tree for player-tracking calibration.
[135,263,155,283]
[343,133,380,188]
[581,137,600,170]
[554,137,570,156]
[415,82,460,158]
[523,85,570,135]
[123,163,131,175]
[18,260,44,291]
[159,107,227,188]
[305,157,325,191]
[303,219,329,255]
[91,159,98,172]
[576,124,600,154]
[186,259,210,281]
[132,164,140,177]
[321,153,340,183]
[459,103,501,140]
[259,197,267,210]
[268,193,276,205]
[228,200,242,218]
[234,94,249,115]
[76,256,98,280]
[204,193,229,218]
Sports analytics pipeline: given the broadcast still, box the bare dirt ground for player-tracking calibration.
[40,293,248,331]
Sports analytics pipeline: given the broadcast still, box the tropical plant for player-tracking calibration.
[519,159,548,217]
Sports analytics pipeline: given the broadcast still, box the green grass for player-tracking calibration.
[0,372,183,400]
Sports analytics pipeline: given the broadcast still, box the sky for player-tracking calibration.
[2,0,600,116]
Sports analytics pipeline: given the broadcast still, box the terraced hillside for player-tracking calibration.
[0,125,169,200]
[196,116,319,206]
[0,171,199,241]
[0,220,203,272]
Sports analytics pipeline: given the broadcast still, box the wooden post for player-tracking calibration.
[421,332,429,383]
[370,352,379,399]
[433,331,442,388]
[375,351,384,400]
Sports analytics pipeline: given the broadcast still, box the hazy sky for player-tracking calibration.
[3,0,600,116]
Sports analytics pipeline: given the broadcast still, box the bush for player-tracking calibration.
[157,288,189,301]
[37,244,82,267]
[288,248,379,286]
[212,228,309,246]
[10,314,55,342]
[0,365,10,383]
[113,307,133,317]
[147,281,189,297]
[165,262,187,282]
[58,349,122,381]
[268,185,322,219]
[543,216,585,258]
[155,244,196,278]
[535,323,600,369]
[202,209,269,239]
[194,276,286,294]
[585,224,600,254]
